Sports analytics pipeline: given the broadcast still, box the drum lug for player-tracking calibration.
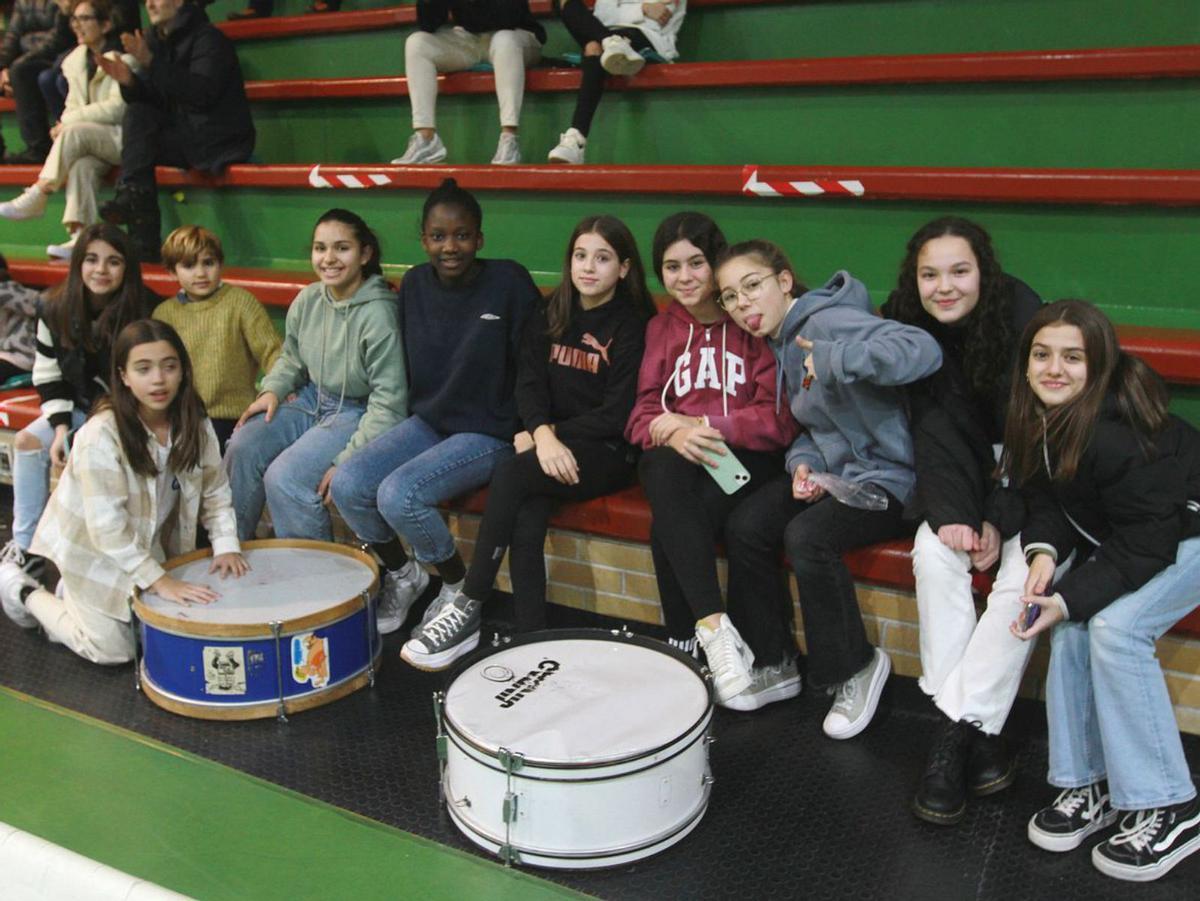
[361,589,376,687]
[499,843,522,867]
[609,624,634,639]
[702,774,715,787]
[270,620,289,723]
[497,747,525,866]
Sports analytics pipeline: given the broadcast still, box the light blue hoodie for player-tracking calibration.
[769,271,942,507]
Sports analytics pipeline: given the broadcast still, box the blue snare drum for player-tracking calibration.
[133,539,380,720]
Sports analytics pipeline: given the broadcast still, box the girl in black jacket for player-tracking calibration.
[883,217,1041,824]
[1008,299,1200,883]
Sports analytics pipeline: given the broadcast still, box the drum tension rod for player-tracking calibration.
[271,620,288,722]
[498,747,525,867]
[361,589,376,688]
[432,691,448,805]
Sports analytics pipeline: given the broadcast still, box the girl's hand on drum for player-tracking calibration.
[318,466,336,505]
[235,391,279,430]
[513,430,535,454]
[667,425,725,468]
[791,464,826,501]
[210,552,250,579]
[534,426,579,485]
[648,412,694,447]
[151,574,219,605]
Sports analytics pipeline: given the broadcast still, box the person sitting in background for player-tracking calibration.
[227,0,343,21]
[94,0,255,263]
[0,251,42,384]
[392,0,545,166]
[549,0,685,165]
[0,0,76,164]
[0,0,136,261]
[152,224,281,450]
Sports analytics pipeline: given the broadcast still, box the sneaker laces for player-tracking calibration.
[422,602,471,645]
[1051,784,1099,817]
[1109,808,1163,852]
[830,677,859,714]
[701,626,740,680]
[0,542,26,567]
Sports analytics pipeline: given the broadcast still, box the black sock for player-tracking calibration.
[435,552,466,586]
[372,538,409,573]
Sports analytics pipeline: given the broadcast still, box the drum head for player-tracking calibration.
[444,632,710,767]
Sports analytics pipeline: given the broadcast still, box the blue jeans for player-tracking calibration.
[224,383,366,542]
[1046,536,1200,810]
[330,414,512,564]
[11,409,86,549]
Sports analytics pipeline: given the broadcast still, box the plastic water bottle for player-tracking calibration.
[807,472,889,511]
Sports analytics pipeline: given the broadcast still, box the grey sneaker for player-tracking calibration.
[375,562,429,635]
[391,131,447,165]
[600,34,645,76]
[415,578,463,634]
[400,591,481,671]
[822,647,890,739]
[547,127,586,164]
[0,561,38,629]
[720,658,802,711]
[491,131,522,165]
[696,614,754,703]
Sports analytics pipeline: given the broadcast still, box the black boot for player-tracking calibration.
[967,727,1016,797]
[912,718,972,825]
[100,183,156,227]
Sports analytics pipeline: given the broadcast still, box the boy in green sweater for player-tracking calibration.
[153,225,282,449]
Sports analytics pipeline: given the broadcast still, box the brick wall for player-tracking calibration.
[445,512,1200,737]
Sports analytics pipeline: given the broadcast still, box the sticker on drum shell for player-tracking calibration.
[292,632,330,689]
[203,646,247,695]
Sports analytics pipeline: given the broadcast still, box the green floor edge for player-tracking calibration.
[0,688,589,900]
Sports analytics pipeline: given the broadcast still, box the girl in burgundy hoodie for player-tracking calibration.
[626,212,799,708]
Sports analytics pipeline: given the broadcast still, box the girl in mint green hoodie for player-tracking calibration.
[224,209,408,541]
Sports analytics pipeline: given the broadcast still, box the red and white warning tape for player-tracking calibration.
[741,166,865,198]
[308,165,393,189]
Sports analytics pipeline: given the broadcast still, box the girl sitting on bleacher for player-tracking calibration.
[627,212,799,710]
[548,0,686,165]
[330,179,539,642]
[400,214,653,670]
[1007,300,1200,883]
[881,217,1043,825]
[717,241,941,739]
[224,208,407,543]
[0,319,246,664]
[0,222,156,589]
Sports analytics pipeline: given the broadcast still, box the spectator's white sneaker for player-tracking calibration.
[375,561,430,635]
[491,132,522,165]
[0,561,38,629]
[0,185,48,220]
[391,132,447,165]
[600,35,646,76]
[47,232,78,260]
[548,128,587,164]
[696,613,754,703]
[823,648,891,739]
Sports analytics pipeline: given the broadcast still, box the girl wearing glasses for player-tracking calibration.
[0,0,134,260]
[626,212,800,710]
[881,217,1042,825]
[717,241,941,739]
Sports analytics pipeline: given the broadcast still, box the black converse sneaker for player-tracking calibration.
[1028,782,1119,852]
[1091,796,1200,882]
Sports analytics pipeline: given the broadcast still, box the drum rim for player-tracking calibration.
[441,627,714,768]
[131,539,380,638]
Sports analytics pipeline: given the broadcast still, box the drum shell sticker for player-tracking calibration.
[204,646,247,695]
[292,632,330,689]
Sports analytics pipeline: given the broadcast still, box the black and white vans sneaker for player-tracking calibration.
[1028,782,1119,852]
[1091,796,1200,882]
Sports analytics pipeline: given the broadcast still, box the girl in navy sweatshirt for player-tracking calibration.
[400,214,654,669]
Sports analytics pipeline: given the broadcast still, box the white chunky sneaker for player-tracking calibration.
[391,132,448,165]
[720,658,802,711]
[599,35,645,76]
[47,232,79,259]
[401,591,481,671]
[0,560,38,629]
[547,127,587,164]
[491,132,522,165]
[375,561,430,635]
[696,614,754,703]
[823,647,890,739]
[0,185,48,220]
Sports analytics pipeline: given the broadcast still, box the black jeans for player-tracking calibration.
[559,0,651,136]
[119,101,192,190]
[726,475,910,686]
[639,446,788,658]
[463,440,636,633]
[10,54,53,158]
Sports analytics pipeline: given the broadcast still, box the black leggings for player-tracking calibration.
[559,0,652,136]
[463,439,636,632]
[638,446,791,660]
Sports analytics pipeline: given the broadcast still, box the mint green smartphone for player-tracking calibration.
[705,440,752,494]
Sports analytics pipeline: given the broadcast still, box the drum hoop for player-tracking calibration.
[131,539,380,638]
[442,628,713,768]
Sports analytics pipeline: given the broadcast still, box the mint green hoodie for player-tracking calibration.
[261,274,407,465]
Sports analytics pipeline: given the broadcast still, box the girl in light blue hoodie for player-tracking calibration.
[717,239,942,741]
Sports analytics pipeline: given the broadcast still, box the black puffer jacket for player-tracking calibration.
[417,0,547,43]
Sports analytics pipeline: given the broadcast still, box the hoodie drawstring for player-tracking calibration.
[660,321,730,417]
[660,322,695,413]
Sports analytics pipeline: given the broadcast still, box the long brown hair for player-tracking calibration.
[1001,299,1168,484]
[95,320,209,477]
[545,215,654,339]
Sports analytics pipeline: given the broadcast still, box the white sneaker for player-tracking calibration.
[823,648,891,739]
[400,591,481,671]
[0,561,39,629]
[600,35,646,76]
[375,561,430,635]
[720,658,802,711]
[696,614,754,703]
[0,185,48,220]
[547,127,587,164]
[491,132,522,165]
[415,578,463,633]
[391,132,447,165]
[47,232,78,260]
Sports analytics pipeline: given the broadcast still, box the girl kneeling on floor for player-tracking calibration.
[718,241,942,739]
[400,214,654,670]
[628,212,800,711]
[1009,300,1200,883]
[0,319,247,664]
